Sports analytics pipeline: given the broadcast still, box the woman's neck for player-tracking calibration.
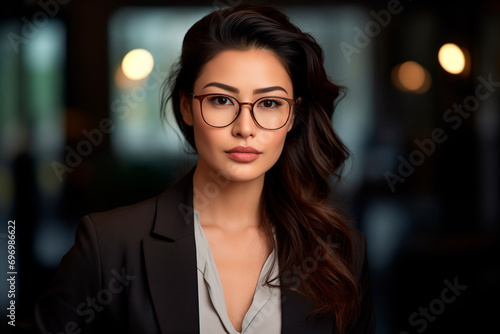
[192,164,264,232]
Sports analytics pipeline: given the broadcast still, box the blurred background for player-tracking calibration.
[0,0,498,333]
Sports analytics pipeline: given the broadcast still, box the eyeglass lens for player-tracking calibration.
[201,94,290,129]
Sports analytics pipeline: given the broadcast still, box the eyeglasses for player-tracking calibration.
[190,93,302,130]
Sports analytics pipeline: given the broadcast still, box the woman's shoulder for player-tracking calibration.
[347,225,376,332]
[79,169,194,245]
[74,196,161,252]
[347,224,369,281]
[86,196,159,230]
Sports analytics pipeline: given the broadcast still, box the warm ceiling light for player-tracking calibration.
[121,49,154,80]
[438,43,466,74]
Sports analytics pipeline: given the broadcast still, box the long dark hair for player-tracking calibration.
[161,4,360,333]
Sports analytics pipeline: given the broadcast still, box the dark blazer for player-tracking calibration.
[34,170,375,334]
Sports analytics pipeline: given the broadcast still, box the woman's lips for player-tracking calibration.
[225,146,261,162]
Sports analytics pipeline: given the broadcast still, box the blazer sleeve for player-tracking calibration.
[34,215,104,334]
[347,230,376,334]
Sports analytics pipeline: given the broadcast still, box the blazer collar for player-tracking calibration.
[153,167,196,240]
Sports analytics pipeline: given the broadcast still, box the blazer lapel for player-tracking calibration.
[143,169,200,334]
[281,287,334,334]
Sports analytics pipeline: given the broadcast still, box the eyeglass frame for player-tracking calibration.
[189,93,302,130]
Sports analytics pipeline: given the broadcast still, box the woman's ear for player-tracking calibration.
[180,92,194,126]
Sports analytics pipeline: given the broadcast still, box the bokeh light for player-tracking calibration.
[114,64,137,90]
[438,43,466,74]
[121,48,154,80]
[392,61,432,94]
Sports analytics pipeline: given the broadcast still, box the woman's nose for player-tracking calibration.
[231,104,257,138]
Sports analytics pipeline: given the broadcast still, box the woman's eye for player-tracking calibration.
[211,96,232,105]
[259,99,282,108]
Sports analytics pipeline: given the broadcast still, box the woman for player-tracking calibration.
[34,4,375,334]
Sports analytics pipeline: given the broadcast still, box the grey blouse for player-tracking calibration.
[194,211,282,334]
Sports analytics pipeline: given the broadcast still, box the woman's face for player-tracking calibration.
[181,48,294,182]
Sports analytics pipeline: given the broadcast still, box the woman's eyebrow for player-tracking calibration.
[253,86,288,95]
[203,82,239,93]
[202,82,288,95]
